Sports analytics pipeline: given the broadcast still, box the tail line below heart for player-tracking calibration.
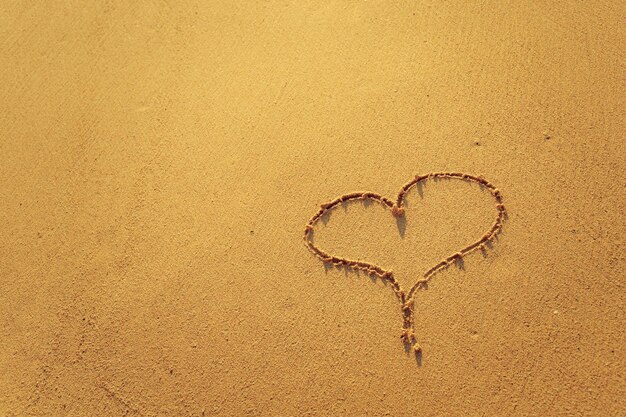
[303,172,507,359]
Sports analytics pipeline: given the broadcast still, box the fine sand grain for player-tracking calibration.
[1,1,624,416]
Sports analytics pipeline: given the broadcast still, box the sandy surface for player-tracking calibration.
[1,1,624,416]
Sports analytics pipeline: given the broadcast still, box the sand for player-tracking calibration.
[0,1,624,416]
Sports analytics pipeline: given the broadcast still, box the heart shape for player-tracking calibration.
[303,172,506,356]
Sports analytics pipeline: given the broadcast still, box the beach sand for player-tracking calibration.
[1,1,624,416]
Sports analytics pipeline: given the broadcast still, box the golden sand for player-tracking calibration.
[1,1,624,416]
[304,172,506,354]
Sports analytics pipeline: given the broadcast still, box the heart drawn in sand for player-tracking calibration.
[303,172,507,357]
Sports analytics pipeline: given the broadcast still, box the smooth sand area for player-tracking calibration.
[1,2,624,416]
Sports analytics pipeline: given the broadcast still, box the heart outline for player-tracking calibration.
[303,172,507,356]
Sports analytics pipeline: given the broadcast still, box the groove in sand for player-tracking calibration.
[303,172,507,356]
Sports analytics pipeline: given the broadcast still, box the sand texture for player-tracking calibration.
[1,1,624,416]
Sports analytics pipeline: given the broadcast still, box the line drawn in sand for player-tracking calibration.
[303,172,507,359]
